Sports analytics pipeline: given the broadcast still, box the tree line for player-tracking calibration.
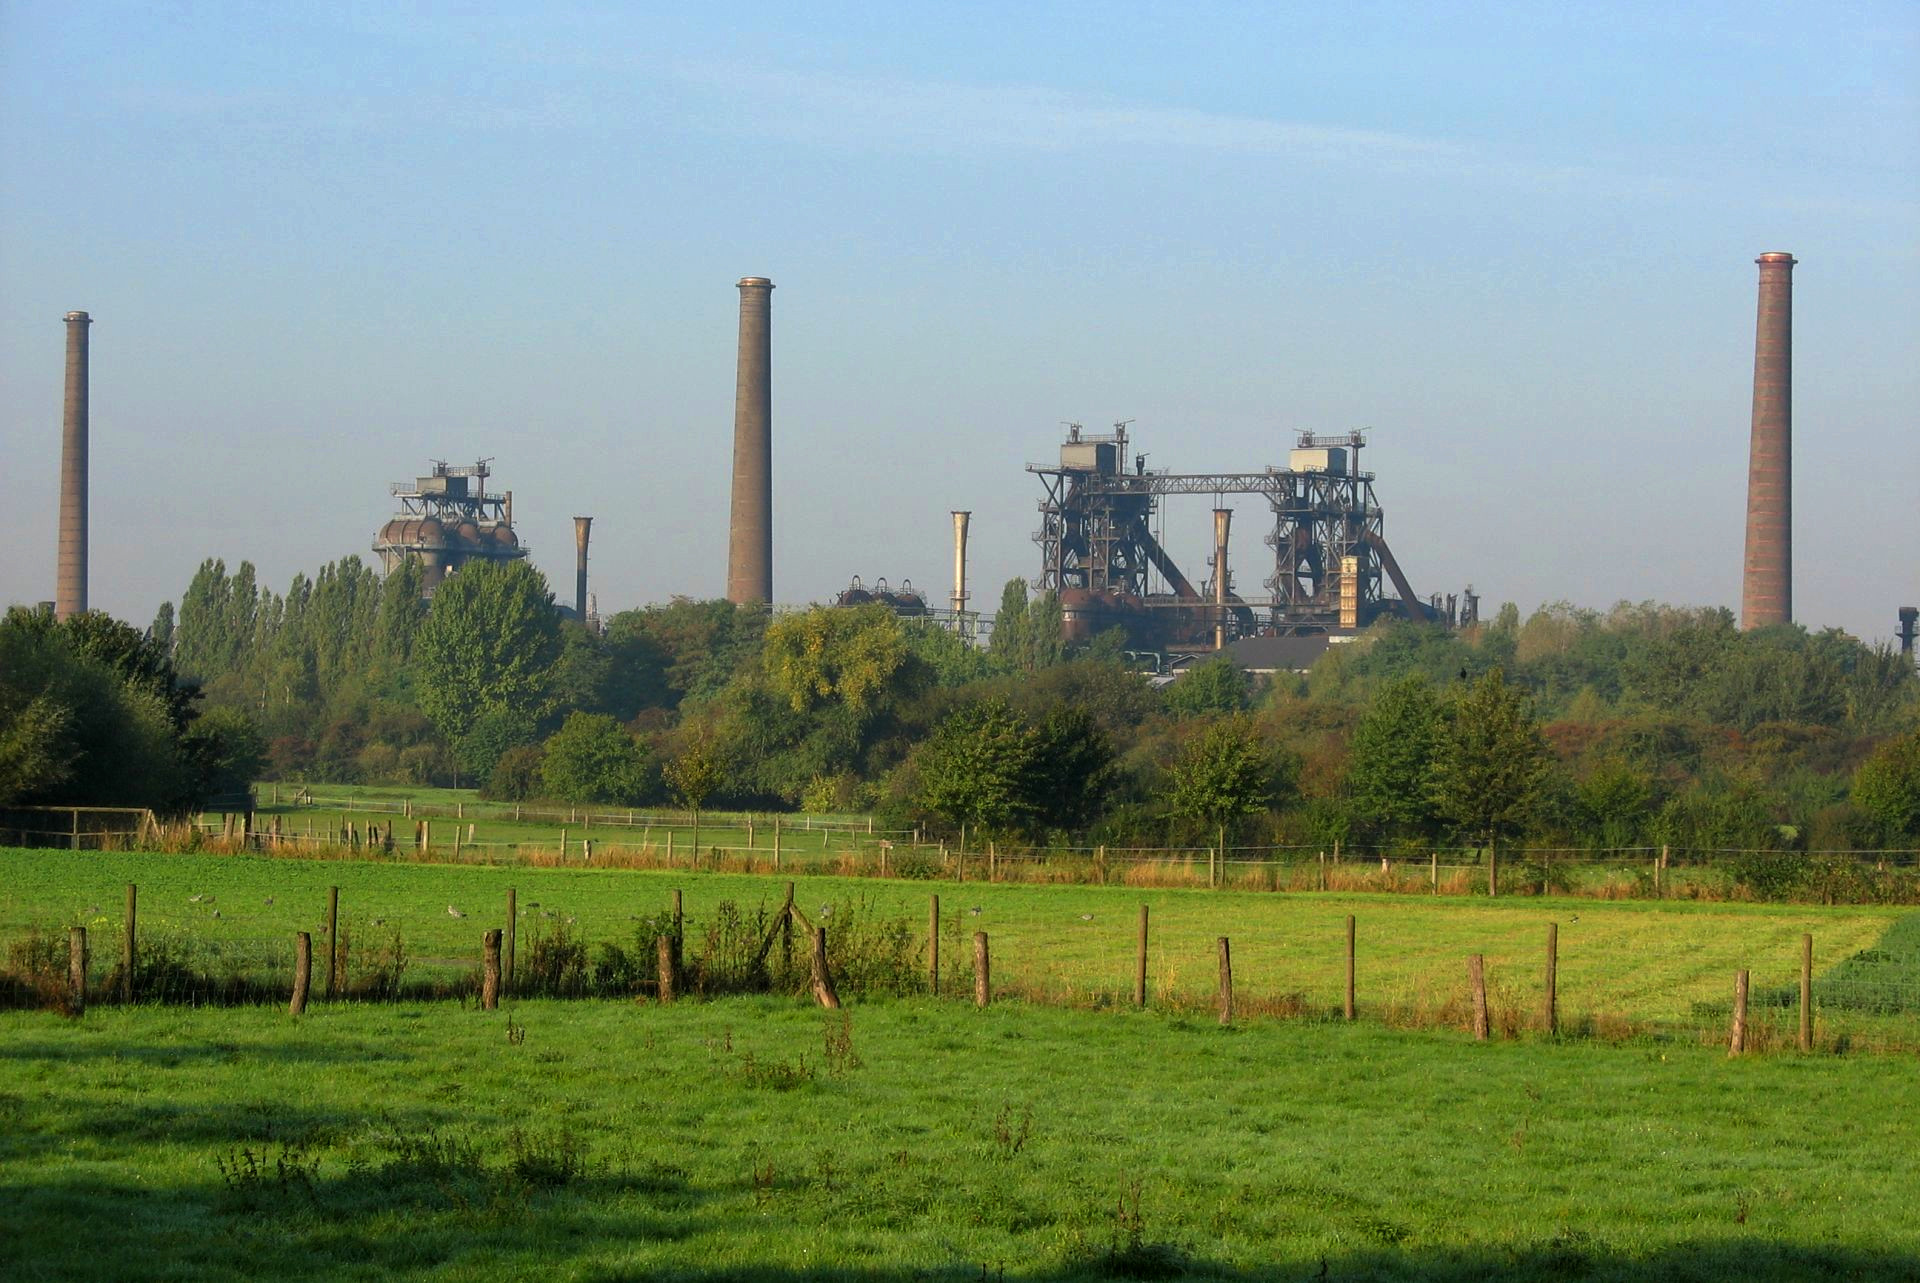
[7,555,1915,856]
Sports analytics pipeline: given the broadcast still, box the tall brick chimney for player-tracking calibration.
[1741,252,1794,630]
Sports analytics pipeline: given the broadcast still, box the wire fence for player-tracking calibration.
[152,825,1920,905]
[8,887,1915,1054]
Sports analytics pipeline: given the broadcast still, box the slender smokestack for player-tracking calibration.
[56,310,91,621]
[727,276,774,605]
[950,511,971,636]
[1742,252,1795,630]
[1213,508,1232,650]
[573,516,592,622]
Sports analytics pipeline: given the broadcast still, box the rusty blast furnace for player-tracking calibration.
[373,459,525,594]
[1031,423,1438,650]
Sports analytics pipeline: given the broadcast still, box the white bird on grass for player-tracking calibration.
[1078,914,1094,922]
[447,905,465,918]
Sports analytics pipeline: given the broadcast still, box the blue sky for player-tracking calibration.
[2,2,1914,641]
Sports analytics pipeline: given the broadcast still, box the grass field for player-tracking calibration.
[3,997,1918,1281]
[3,847,1915,1046]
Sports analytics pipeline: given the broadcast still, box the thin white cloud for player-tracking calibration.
[682,63,1461,167]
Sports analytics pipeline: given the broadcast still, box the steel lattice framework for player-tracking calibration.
[1029,427,1424,638]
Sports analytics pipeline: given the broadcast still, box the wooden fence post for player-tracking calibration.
[1217,936,1233,1026]
[988,841,996,882]
[1469,954,1489,1041]
[929,895,941,996]
[1431,851,1439,894]
[1487,839,1499,898]
[1799,933,1813,1053]
[504,888,517,993]
[1729,969,1749,1056]
[1135,904,1149,1008]
[481,930,501,1010]
[1344,915,1356,1021]
[973,931,990,1007]
[665,830,673,866]
[290,933,311,1015]
[1657,844,1668,898]
[780,882,794,973]
[657,934,676,1003]
[122,883,136,1004]
[1217,825,1226,888]
[325,886,340,1000]
[67,926,87,1016]
[811,926,841,1009]
[1543,922,1558,1035]
[773,817,781,870]
[671,889,684,975]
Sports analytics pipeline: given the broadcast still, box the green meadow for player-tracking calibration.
[3,847,1912,1043]
[2,998,1917,1281]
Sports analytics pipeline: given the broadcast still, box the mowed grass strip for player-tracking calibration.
[1,848,1906,1039]
[0,998,1916,1282]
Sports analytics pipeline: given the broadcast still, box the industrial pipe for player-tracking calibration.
[950,510,971,637]
[573,516,592,622]
[1212,508,1231,650]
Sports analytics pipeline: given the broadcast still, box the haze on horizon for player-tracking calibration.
[2,3,1915,643]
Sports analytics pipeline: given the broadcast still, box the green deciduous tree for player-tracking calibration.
[1429,668,1551,890]
[540,713,654,804]
[1163,654,1251,717]
[762,604,914,714]
[1027,705,1118,833]
[663,735,730,849]
[914,700,1040,836]
[1852,729,1920,840]
[1345,674,1443,842]
[412,560,563,743]
[1162,717,1278,832]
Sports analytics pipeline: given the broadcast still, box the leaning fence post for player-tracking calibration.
[1135,904,1149,1008]
[325,886,340,1000]
[67,926,87,1016]
[1799,933,1813,1053]
[481,929,502,1010]
[504,888,517,993]
[1469,954,1489,1041]
[1217,936,1233,1026]
[1729,969,1749,1056]
[122,883,137,1004]
[929,895,941,995]
[290,933,311,1015]
[811,926,841,1009]
[1543,922,1559,1035]
[973,931,990,1007]
[1344,914,1357,1021]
